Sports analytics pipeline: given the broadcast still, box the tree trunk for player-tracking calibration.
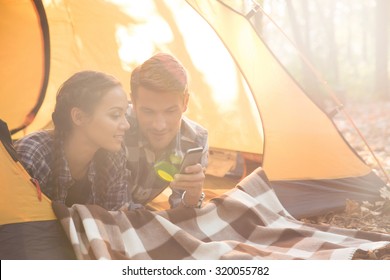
[314,0,339,87]
[361,2,368,62]
[285,0,319,103]
[301,0,311,54]
[375,0,389,100]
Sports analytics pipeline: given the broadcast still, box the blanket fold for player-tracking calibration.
[53,168,390,260]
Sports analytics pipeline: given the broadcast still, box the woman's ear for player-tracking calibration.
[70,107,87,126]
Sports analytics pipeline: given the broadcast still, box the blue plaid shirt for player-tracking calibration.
[14,130,128,210]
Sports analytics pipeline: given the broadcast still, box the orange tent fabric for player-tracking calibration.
[0,0,385,219]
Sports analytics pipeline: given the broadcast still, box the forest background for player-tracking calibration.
[250,0,390,233]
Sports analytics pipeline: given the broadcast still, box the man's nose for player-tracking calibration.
[152,115,167,131]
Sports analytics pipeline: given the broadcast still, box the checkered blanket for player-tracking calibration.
[53,168,390,260]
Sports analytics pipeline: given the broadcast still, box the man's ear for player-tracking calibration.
[70,107,87,126]
[182,92,190,112]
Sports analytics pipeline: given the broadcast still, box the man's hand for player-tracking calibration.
[170,163,205,206]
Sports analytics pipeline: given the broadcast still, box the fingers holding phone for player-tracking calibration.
[170,163,205,208]
[171,147,204,189]
[170,147,206,207]
[171,163,205,191]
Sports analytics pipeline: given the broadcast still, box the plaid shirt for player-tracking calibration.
[14,130,128,210]
[125,105,208,209]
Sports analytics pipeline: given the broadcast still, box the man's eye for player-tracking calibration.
[142,109,153,115]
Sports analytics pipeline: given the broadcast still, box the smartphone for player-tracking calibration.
[179,147,204,173]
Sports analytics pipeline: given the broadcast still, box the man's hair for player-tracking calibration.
[130,53,188,100]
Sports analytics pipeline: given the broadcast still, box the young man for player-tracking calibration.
[125,53,208,209]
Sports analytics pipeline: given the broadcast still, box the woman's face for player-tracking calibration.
[79,86,130,152]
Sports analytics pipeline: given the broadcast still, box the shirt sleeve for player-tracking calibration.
[14,134,51,188]
[103,146,130,210]
[201,131,209,168]
[168,189,181,209]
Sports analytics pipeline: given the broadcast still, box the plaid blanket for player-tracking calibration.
[53,168,390,260]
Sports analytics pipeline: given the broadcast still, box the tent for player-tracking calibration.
[0,0,386,222]
[0,120,74,259]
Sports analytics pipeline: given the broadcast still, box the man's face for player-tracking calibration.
[133,86,188,154]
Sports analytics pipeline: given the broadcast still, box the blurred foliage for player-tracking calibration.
[254,0,389,103]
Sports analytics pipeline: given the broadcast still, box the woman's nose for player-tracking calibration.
[120,117,130,130]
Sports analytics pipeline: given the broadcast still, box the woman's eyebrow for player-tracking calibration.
[108,106,126,111]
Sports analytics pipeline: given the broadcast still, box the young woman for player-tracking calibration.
[15,71,130,210]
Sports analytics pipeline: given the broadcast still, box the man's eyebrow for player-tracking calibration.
[139,105,179,110]
[139,106,153,110]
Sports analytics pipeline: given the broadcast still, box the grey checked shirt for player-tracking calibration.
[125,105,208,209]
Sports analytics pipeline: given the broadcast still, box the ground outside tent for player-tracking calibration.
[300,102,390,238]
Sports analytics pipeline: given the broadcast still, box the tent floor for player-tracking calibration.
[204,174,240,190]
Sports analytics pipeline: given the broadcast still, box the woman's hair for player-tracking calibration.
[52,71,121,132]
[130,53,188,100]
[50,70,122,202]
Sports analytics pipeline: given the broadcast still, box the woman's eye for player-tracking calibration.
[110,113,121,120]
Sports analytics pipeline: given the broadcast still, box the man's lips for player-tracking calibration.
[150,131,168,137]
